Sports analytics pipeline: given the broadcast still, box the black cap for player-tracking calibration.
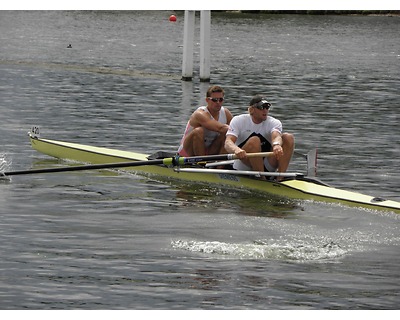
[249,95,271,107]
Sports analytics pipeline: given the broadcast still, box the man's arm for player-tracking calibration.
[225,135,247,159]
[270,130,284,160]
[225,108,233,125]
[190,109,229,133]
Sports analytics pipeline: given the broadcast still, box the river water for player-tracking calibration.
[0,11,399,310]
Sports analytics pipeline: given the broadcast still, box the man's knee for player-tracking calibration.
[192,127,205,139]
[183,127,205,153]
[282,133,295,147]
[244,136,262,152]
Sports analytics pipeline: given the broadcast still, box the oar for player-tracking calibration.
[176,167,303,178]
[1,152,273,177]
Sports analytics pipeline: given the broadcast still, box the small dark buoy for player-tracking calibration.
[169,15,177,22]
[67,44,72,48]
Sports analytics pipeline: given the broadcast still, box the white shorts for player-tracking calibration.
[233,158,277,172]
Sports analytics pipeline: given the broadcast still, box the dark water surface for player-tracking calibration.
[0,11,399,309]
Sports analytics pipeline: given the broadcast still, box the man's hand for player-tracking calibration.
[234,148,247,160]
[272,144,283,160]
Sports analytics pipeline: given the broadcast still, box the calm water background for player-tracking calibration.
[0,11,399,309]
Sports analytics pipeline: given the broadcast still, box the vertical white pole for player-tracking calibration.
[181,10,195,81]
[199,10,211,82]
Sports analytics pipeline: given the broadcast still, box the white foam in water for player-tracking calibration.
[0,153,12,181]
[0,154,7,170]
[171,239,347,262]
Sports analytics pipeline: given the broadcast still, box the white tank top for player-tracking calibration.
[178,106,228,154]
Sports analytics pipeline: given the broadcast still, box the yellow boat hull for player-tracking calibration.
[29,136,400,214]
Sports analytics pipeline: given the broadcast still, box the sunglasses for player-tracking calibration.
[253,101,271,110]
[209,97,224,103]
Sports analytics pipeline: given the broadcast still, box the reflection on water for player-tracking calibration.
[174,184,301,218]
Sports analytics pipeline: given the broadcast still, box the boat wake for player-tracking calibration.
[0,153,12,181]
[171,239,347,262]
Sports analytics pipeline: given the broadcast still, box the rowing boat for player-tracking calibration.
[22,129,400,214]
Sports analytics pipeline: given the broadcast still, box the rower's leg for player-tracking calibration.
[278,132,295,173]
[208,133,227,155]
[183,127,205,156]
[241,136,265,172]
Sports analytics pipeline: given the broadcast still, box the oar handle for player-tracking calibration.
[242,152,273,159]
[174,151,272,165]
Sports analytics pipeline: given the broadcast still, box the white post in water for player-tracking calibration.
[181,10,195,81]
[181,10,211,82]
[199,10,211,82]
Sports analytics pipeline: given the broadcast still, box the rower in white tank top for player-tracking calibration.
[178,106,228,156]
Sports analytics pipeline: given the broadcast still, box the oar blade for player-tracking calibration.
[306,148,318,177]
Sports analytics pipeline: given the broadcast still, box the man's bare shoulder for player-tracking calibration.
[189,108,210,126]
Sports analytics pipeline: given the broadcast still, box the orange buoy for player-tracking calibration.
[169,15,177,22]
